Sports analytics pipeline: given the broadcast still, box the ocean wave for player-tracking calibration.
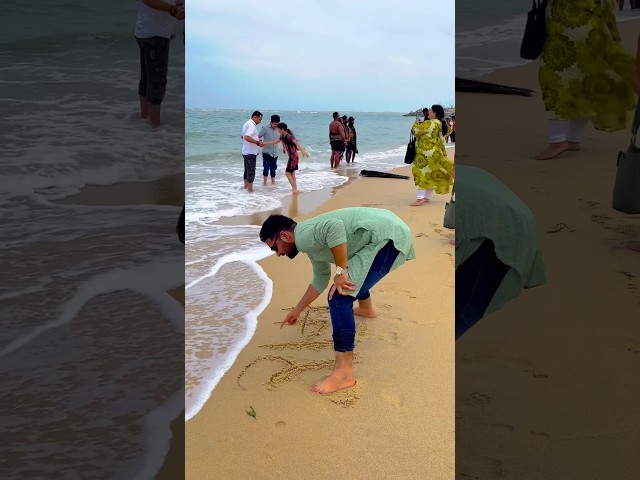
[185,248,273,422]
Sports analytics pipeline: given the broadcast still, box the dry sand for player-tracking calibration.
[455,21,640,479]
[186,159,455,479]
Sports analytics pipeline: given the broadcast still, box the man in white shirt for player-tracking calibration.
[135,0,184,126]
[241,111,264,192]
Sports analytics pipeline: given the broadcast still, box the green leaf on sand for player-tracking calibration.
[246,406,256,419]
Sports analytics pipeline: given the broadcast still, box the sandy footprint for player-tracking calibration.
[505,357,549,378]
[378,331,399,346]
[355,318,370,337]
[461,392,491,408]
[490,424,515,434]
[327,383,361,407]
[381,390,404,408]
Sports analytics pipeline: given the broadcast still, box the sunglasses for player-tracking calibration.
[269,230,286,252]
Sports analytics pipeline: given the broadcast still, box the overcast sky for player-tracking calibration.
[186,0,454,112]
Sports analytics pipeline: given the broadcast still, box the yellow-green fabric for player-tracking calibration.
[294,207,416,297]
[455,166,547,315]
[411,119,454,194]
[539,0,635,131]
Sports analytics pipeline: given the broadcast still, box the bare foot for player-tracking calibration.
[309,372,356,394]
[410,198,429,206]
[532,142,569,160]
[291,189,299,195]
[567,141,581,151]
[354,306,377,318]
[628,240,640,252]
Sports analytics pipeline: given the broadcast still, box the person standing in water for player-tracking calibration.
[134,0,184,126]
[329,112,346,168]
[259,114,282,186]
[277,122,309,194]
[345,116,358,163]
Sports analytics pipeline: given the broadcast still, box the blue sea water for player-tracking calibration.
[2,2,184,478]
[184,108,455,420]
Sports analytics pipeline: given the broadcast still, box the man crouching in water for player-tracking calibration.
[259,207,416,394]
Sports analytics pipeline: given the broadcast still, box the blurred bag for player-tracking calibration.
[177,204,185,244]
[520,0,547,60]
[612,102,640,214]
[404,133,416,164]
[443,187,455,229]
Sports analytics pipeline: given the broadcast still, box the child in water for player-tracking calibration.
[277,122,309,194]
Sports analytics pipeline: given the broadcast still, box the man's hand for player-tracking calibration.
[328,273,356,300]
[281,308,302,328]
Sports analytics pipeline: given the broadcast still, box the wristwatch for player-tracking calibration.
[335,266,347,276]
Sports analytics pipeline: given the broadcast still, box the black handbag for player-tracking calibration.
[612,102,640,214]
[443,186,455,230]
[404,133,416,164]
[176,204,185,244]
[520,0,547,60]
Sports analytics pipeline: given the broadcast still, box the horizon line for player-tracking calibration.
[185,107,456,114]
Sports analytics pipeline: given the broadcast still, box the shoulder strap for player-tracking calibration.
[632,101,640,146]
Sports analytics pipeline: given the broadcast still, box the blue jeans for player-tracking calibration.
[262,153,277,177]
[455,239,509,339]
[328,241,400,352]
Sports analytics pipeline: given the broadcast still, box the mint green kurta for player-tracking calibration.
[455,166,547,315]
[294,207,416,297]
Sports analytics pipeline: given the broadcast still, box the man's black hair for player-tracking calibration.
[259,214,296,242]
[271,114,280,123]
[333,112,339,119]
[252,110,263,118]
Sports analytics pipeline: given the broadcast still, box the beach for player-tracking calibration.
[185,156,455,478]
[1,1,186,476]
[455,20,640,479]
[183,110,454,423]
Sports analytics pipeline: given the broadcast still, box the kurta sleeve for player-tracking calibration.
[310,259,331,293]
[313,218,348,248]
[411,122,428,138]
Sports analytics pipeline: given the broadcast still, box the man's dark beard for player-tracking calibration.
[286,246,299,259]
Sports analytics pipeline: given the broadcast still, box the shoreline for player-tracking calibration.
[217,145,455,227]
[54,174,185,480]
[186,149,455,478]
[54,173,185,207]
[188,148,457,423]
